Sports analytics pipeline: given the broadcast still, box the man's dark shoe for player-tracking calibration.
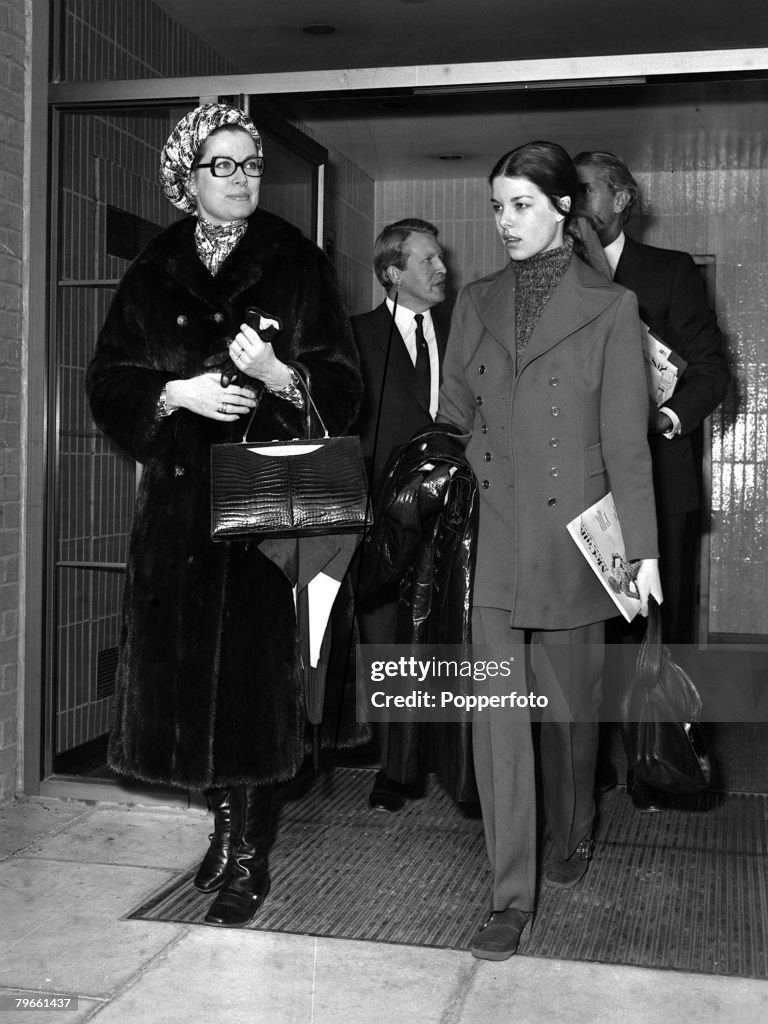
[368,770,408,813]
[627,770,666,812]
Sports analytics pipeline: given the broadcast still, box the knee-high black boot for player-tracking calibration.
[204,783,274,927]
[193,787,233,893]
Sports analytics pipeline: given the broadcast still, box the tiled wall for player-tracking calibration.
[294,126,375,316]
[53,0,237,754]
[376,160,768,637]
[0,0,25,801]
[631,168,768,637]
[55,109,187,753]
[59,0,234,80]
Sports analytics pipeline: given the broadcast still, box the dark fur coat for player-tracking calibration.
[87,209,364,790]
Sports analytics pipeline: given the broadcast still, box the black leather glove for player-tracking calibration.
[203,306,283,388]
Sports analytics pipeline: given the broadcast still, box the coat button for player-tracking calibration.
[551,406,560,416]
[481,425,488,434]
[484,452,492,461]
[548,497,557,506]
[549,376,559,387]
[549,437,559,448]
[478,365,486,374]
[551,467,559,477]
[176,314,188,327]
[481,480,490,489]
[476,395,483,406]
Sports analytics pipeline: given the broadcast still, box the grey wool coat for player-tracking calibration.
[437,252,659,629]
[87,208,364,790]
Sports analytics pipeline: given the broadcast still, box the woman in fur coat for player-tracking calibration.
[86,104,363,927]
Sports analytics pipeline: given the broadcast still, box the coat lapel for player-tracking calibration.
[469,263,517,358]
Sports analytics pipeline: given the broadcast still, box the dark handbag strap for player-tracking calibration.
[636,595,663,690]
[237,361,329,443]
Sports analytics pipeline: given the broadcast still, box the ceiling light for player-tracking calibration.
[302,24,337,35]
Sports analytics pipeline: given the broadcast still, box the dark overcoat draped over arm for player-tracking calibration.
[437,254,658,629]
[86,208,364,790]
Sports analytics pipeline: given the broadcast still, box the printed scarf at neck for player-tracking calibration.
[514,235,574,362]
[195,217,248,277]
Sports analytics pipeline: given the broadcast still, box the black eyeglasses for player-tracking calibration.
[194,156,265,178]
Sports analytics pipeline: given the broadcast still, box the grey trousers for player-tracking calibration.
[471,607,605,912]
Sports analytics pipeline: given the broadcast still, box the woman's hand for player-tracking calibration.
[165,372,257,421]
[634,558,663,616]
[229,322,294,391]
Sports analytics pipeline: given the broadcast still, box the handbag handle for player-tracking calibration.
[238,360,329,442]
[635,595,663,690]
[288,360,330,439]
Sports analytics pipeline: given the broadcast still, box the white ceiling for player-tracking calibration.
[152,0,768,180]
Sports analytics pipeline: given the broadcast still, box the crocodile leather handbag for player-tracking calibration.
[210,364,371,541]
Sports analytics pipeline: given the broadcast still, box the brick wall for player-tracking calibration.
[0,0,26,802]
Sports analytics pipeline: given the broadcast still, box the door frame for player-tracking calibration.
[25,46,768,798]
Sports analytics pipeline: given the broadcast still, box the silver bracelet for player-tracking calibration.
[266,367,304,409]
[156,384,177,418]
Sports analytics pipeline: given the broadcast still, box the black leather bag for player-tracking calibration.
[620,597,712,794]
[210,364,371,541]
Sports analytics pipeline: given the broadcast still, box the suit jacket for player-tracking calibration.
[352,301,450,488]
[614,236,730,515]
[438,254,658,630]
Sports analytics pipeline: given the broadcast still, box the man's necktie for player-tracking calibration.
[413,313,431,407]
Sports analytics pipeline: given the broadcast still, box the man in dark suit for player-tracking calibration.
[351,218,449,812]
[574,151,730,809]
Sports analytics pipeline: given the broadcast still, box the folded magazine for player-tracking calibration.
[641,321,687,407]
[566,492,641,622]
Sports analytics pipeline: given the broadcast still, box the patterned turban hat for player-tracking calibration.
[159,103,263,214]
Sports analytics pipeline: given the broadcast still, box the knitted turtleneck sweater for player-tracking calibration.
[513,235,573,362]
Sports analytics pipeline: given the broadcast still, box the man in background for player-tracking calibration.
[574,150,730,809]
[351,218,450,812]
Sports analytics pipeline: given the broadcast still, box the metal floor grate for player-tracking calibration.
[128,767,768,977]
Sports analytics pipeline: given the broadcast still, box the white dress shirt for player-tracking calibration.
[385,297,439,419]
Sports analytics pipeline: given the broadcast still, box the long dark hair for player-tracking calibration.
[489,141,599,267]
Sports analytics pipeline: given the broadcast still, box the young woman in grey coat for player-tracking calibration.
[437,141,663,960]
